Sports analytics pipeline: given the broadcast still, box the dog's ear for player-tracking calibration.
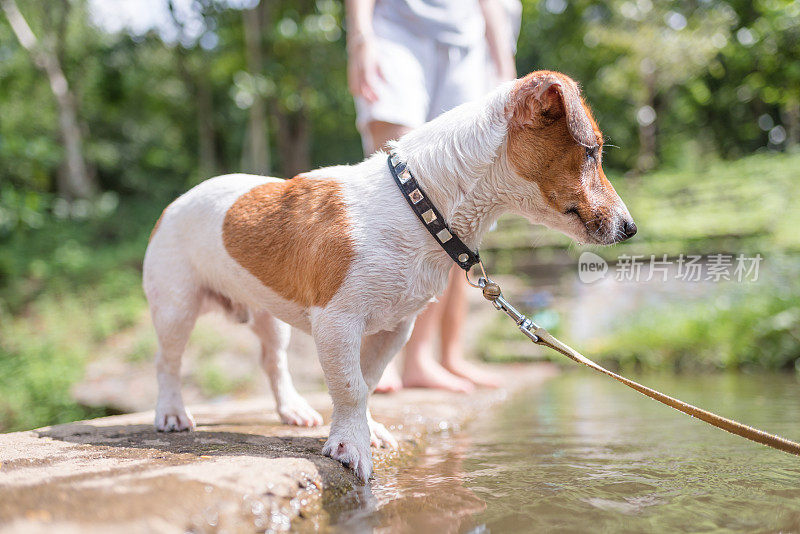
[509,71,598,148]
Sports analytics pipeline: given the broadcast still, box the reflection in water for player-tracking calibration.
[327,433,485,533]
[325,373,800,532]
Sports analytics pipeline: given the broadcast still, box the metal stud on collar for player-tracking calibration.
[388,153,479,270]
[436,228,452,242]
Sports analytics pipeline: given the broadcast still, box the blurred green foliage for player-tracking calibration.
[612,153,800,255]
[0,197,157,431]
[0,0,361,221]
[480,261,800,372]
[0,0,798,213]
[593,259,800,371]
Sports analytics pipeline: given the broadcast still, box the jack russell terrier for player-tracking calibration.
[143,70,636,482]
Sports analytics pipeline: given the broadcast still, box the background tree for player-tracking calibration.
[166,0,220,177]
[1,0,95,199]
[699,0,800,156]
[582,0,735,172]
[516,0,739,173]
[241,0,270,173]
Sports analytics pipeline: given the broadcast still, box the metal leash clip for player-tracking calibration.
[477,276,540,343]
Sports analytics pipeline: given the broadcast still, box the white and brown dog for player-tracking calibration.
[143,70,636,482]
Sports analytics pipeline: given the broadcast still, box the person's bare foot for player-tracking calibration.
[373,362,402,394]
[403,357,474,393]
[443,358,501,388]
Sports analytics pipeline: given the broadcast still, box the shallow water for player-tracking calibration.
[326,372,800,533]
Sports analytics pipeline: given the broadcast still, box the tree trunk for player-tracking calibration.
[636,115,657,173]
[783,102,800,149]
[167,2,217,178]
[1,0,96,199]
[635,72,658,174]
[276,109,310,178]
[167,0,218,178]
[242,6,270,174]
[195,67,217,176]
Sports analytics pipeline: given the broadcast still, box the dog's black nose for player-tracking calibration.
[621,219,637,240]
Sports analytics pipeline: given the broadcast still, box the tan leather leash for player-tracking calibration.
[467,268,800,456]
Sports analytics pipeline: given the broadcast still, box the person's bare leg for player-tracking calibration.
[440,266,501,387]
[402,295,474,392]
[373,360,402,393]
[364,121,473,393]
[365,121,411,155]
[367,120,411,393]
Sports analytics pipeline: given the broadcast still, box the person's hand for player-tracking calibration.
[347,34,385,103]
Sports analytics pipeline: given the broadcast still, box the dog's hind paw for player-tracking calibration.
[369,419,398,449]
[155,409,195,432]
[277,395,324,427]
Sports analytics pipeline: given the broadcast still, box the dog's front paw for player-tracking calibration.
[322,435,372,482]
[155,407,195,432]
[369,419,398,449]
[278,395,324,427]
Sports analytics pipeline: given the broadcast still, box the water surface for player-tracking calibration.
[326,372,800,532]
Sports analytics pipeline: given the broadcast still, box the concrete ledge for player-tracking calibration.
[0,364,556,533]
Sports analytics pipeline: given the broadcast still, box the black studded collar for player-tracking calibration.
[388,153,480,271]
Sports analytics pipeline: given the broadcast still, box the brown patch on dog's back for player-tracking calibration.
[222,178,354,308]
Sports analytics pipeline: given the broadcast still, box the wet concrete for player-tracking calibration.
[0,365,556,533]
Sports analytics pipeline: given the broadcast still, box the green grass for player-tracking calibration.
[191,329,251,398]
[590,261,800,372]
[196,360,251,398]
[612,153,800,257]
[0,195,161,432]
[124,331,158,363]
[589,154,800,371]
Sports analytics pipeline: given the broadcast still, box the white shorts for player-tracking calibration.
[354,16,490,143]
